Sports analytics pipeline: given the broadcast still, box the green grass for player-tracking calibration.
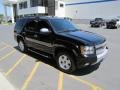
[1,22,13,25]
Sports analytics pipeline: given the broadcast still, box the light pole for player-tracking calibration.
[4,5,8,22]
[10,5,14,23]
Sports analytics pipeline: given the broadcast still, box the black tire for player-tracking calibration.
[18,39,27,52]
[56,52,76,73]
[97,24,101,27]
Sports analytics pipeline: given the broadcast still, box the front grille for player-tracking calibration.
[95,42,106,55]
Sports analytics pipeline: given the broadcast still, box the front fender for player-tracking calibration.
[53,44,79,57]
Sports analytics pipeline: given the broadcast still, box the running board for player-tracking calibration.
[28,48,50,58]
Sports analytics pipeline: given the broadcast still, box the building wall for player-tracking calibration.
[17,6,46,16]
[16,0,45,16]
[16,0,65,17]
[64,0,120,19]
[55,0,65,17]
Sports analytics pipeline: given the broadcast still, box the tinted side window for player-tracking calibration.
[38,20,51,31]
[25,20,38,32]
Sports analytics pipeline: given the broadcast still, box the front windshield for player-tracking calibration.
[50,19,77,33]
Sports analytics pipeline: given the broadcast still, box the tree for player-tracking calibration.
[0,14,4,23]
[0,14,3,19]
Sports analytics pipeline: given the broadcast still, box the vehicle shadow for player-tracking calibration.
[14,46,100,76]
[103,26,117,29]
[14,46,57,68]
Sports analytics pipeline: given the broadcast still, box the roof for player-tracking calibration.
[19,16,64,20]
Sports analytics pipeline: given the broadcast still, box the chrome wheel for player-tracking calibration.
[18,41,24,52]
[58,55,71,70]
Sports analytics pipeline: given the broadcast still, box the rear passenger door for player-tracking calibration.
[24,20,38,48]
[24,19,54,54]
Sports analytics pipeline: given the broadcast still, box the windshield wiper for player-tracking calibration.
[58,30,70,33]
[70,29,78,32]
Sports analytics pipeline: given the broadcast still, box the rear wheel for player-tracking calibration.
[18,40,27,52]
[56,52,76,73]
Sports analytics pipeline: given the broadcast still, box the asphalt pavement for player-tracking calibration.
[0,24,120,90]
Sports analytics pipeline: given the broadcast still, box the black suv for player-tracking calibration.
[106,19,119,29]
[90,18,105,27]
[14,16,108,73]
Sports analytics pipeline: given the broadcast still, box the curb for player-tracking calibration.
[0,72,16,90]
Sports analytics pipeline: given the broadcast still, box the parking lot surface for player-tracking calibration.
[0,24,120,90]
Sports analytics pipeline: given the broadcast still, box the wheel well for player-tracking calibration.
[17,36,24,43]
[54,47,77,67]
[55,47,76,60]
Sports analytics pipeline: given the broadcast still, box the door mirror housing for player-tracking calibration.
[40,28,51,34]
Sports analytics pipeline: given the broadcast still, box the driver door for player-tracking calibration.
[33,20,54,54]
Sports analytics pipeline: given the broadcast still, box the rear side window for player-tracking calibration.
[24,20,52,33]
[14,19,26,33]
[24,20,38,32]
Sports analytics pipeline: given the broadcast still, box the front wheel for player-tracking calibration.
[56,52,76,73]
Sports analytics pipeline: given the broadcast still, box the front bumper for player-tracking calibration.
[76,47,108,68]
[92,47,108,65]
[107,24,117,28]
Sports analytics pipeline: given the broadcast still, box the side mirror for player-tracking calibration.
[40,28,51,34]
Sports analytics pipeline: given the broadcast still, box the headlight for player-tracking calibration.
[80,46,95,57]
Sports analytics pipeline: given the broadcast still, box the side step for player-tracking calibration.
[28,48,51,59]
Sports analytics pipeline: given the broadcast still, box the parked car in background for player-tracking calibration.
[64,17,72,21]
[116,19,120,28]
[90,18,105,27]
[106,19,120,29]
[8,20,12,23]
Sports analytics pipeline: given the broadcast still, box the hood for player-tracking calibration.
[60,30,105,45]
